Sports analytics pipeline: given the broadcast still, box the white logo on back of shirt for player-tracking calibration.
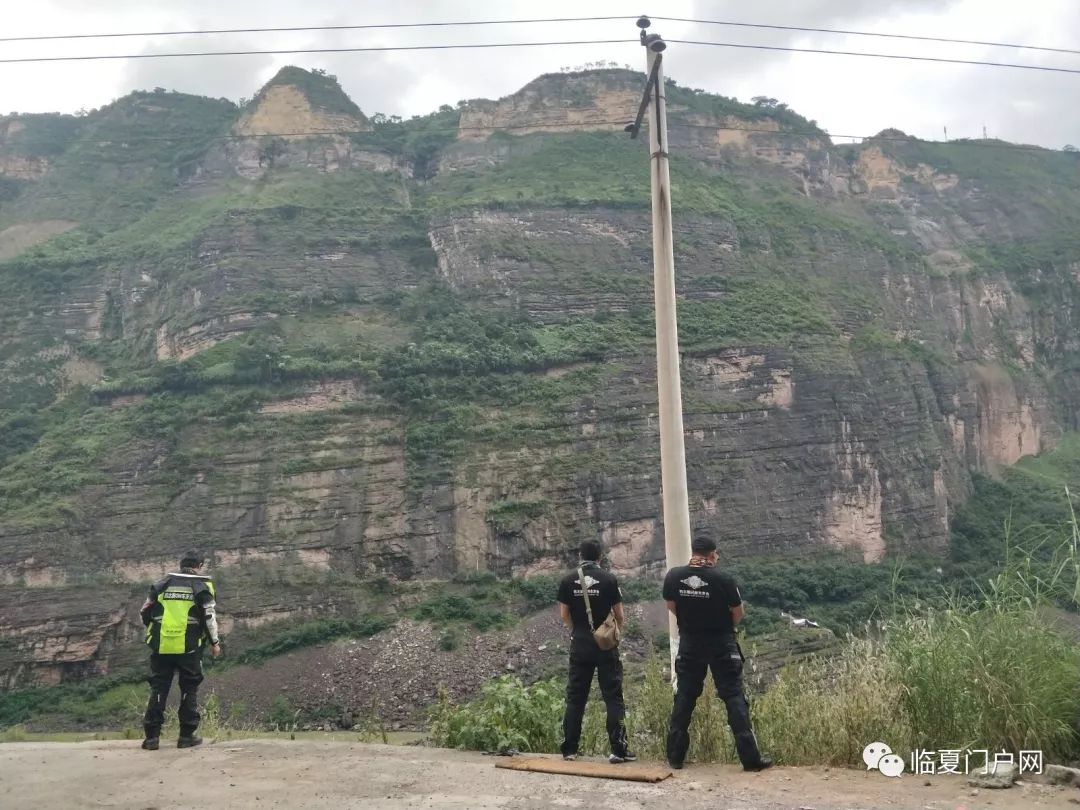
[677,573,711,599]
[573,574,601,598]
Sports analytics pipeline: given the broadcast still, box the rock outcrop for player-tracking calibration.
[457,70,642,142]
[191,67,410,182]
[0,119,53,181]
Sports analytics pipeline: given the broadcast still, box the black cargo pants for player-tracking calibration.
[561,636,628,757]
[144,651,204,738]
[666,634,763,767]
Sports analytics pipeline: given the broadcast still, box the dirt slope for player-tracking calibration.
[207,603,835,728]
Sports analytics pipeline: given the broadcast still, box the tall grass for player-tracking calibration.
[751,636,910,766]
[890,523,1080,762]
[578,658,731,761]
[750,528,1080,765]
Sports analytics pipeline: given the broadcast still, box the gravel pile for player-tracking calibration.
[213,605,656,729]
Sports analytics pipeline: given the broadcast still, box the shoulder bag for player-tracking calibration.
[579,566,621,651]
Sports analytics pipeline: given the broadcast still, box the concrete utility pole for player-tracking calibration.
[627,17,693,679]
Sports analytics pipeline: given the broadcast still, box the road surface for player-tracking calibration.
[1,740,1077,809]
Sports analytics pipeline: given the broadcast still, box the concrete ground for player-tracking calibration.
[2,740,1078,810]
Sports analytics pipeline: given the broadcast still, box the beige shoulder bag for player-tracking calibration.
[578,566,621,651]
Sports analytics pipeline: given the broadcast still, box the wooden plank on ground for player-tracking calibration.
[494,756,673,783]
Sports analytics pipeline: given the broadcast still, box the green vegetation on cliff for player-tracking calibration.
[0,113,83,158]
[874,133,1080,197]
[2,92,238,229]
[951,434,1080,580]
[352,105,461,179]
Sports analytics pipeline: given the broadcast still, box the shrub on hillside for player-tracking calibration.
[236,616,393,666]
[411,594,513,631]
[429,676,563,753]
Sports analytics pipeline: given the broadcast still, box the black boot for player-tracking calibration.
[734,729,773,770]
[666,726,689,771]
[142,725,160,750]
[733,728,769,771]
[177,727,203,749]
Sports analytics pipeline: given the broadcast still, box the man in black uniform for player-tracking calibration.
[663,532,772,771]
[556,540,636,764]
[139,550,221,750]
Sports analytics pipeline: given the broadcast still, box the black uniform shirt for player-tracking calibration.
[662,564,742,637]
[557,561,622,634]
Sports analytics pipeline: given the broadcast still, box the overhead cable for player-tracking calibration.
[4,13,1075,59]
[653,15,1080,58]
[668,39,1080,75]
[0,39,637,64]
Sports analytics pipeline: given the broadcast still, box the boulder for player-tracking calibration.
[1046,764,1080,786]
[967,763,1017,789]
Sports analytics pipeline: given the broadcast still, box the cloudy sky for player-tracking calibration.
[2,0,1078,148]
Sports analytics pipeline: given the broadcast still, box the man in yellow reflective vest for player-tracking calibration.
[139,550,221,750]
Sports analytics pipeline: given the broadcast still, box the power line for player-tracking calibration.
[669,39,1080,76]
[0,39,636,64]
[3,13,1074,60]
[3,36,1077,77]
[653,15,1080,58]
[0,16,634,43]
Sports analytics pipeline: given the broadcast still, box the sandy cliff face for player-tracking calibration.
[193,79,408,182]
[458,80,640,142]
[850,146,959,198]
[233,84,367,140]
[0,155,49,181]
[0,120,51,180]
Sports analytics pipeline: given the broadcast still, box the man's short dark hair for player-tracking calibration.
[691,531,718,554]
[180,550,205,569]
[579,540,603,562]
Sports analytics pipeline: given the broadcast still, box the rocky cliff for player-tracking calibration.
[1,68,1079,687]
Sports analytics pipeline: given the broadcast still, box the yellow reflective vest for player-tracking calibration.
[141,572,216,654]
